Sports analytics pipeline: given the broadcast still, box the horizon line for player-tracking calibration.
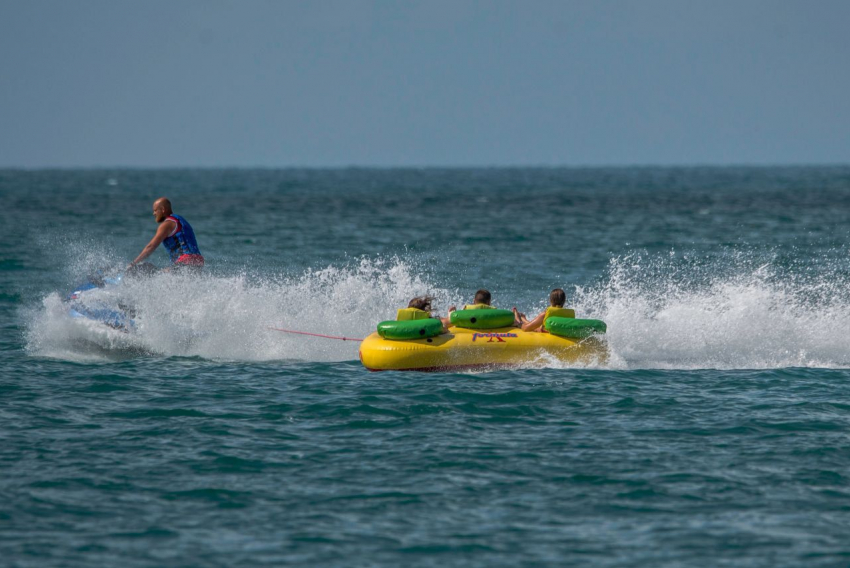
[2,162,850,171]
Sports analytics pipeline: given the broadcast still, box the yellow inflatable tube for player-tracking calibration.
[359,326,607,372]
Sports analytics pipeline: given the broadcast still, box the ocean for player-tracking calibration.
[3,167,850,565]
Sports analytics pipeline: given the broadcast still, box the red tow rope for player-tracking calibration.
[269,327,364,342]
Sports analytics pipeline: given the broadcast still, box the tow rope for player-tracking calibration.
[269,327,364,342]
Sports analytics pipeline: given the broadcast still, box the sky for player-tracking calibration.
[0,0,848,167]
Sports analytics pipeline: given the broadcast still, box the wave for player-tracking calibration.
[574,251,850,369]
[25,250,850,369]
[25,257,454,363]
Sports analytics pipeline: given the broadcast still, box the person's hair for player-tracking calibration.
[474,289,491,305]
[408,296,433,312]
[549,288,566,307]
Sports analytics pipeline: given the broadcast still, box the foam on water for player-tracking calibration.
[26,250,850,369]
[26,257,455,362]
[574,252,850,369]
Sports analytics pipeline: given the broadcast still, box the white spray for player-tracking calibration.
[573,252,850,369]
[25,251,850,369]
[26,257,456,363]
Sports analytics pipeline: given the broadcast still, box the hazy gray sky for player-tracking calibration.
[1,0,848,167]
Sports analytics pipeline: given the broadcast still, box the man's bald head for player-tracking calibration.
[152,197,173,223]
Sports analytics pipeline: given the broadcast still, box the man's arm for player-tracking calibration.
[129,220,175,267]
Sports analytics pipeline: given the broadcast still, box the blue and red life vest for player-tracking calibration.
[161,214,204,265]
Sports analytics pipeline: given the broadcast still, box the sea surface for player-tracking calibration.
[3,167,850,566]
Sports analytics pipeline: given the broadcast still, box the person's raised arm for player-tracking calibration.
[519,310,546,332]
[437,306,457,333]
[129,219,175,268]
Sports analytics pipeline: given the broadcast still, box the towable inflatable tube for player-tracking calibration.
[377,318,444,340]
[450,308,515,329]
[360,325,608,372]
[545,317,607,339]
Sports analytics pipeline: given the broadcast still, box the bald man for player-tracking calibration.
[128,198,204,270]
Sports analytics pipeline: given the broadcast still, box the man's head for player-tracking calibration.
[550,288,566,307]
[474,289,491,305]
[152,197,173,223]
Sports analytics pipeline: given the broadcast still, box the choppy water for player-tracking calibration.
[3,167,850,565]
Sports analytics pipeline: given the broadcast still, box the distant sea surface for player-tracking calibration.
[3,167,850,566]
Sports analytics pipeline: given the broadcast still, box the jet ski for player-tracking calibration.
[66,272,136,332]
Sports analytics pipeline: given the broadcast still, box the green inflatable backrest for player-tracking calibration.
[450,308,515,330]
[377,318,443,340]
[545,317,607,339]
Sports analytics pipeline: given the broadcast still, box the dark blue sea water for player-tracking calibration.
[3,167,850,565]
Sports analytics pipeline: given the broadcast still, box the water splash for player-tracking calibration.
[26,250,850,369]
[26,257,455,362]
[574,251,850,369]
